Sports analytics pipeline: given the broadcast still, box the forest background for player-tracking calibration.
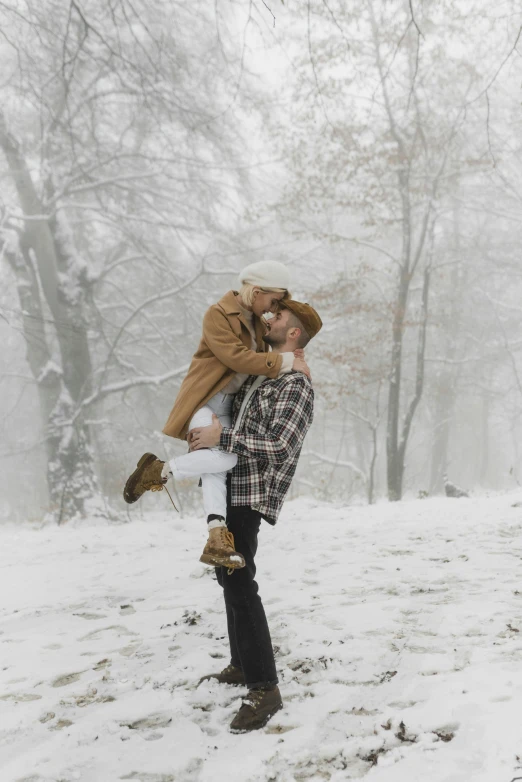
[1,0,522,524]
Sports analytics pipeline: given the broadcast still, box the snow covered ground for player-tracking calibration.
[2,492,522,782]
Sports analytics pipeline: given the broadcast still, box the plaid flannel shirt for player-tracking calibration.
[219,371,314,524]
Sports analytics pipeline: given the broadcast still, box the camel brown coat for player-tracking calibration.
[162,290,283,441]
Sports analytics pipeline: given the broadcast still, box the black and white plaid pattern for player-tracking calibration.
[219,372,314,524]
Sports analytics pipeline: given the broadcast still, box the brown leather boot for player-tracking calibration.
[197,664,246,687]
[229,686,283,733]
[123,453,167,504]
[199,527,246,570]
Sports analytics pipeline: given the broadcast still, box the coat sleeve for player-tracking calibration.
[202,307,283,378]
[219,375,314,464]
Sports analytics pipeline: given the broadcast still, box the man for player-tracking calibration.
[190,299,322,733]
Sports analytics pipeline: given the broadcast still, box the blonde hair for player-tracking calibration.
[238,283,287,308]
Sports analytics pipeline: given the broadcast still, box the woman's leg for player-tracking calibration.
[169,447,237,482]
[169,402,237,486]
[165,394,237,519]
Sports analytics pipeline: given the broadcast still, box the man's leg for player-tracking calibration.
[218,503,278,690]
[217,501,282,732]
[215,566,242,670]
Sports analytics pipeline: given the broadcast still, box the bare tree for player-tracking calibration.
[0,0,258,521]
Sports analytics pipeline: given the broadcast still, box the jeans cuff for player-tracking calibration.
[246,677,278,690]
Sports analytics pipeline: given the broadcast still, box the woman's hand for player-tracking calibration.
[292,357,311,379]
[293,348,305,359]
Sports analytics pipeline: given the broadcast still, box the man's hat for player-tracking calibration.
[280,299,322,339]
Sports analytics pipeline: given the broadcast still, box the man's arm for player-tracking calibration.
[219,376,314,465]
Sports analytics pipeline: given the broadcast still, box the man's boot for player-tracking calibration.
[229,686,283,733]
[199,527,246,570]
[123,453,167,504]
[197,664,246,687]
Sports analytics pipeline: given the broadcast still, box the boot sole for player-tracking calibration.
[229,702,283,734]
[199,553,246,569]
[123,452,158,504]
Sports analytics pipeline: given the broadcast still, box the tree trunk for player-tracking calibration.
[0,112,100,522]
[5,238,62,510]
[429,202,463,494]
[368,423,378,504]
[479,394,489,486]
[428,384,452,494]
[386,266,410,500]
[387,260,431,500]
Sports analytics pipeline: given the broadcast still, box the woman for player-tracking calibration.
[123,261,308,569]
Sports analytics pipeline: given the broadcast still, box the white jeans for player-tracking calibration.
[168,391,238,519]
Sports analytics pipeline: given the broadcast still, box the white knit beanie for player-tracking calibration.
[238,260,290,291]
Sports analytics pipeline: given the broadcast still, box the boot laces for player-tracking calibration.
[222,530,240,575]
[143,461,166,491]
[145,462,178,511]
[218,528,234,549]
[243,689,265,710]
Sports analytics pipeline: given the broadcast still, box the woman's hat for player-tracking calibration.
[238,261,290,291]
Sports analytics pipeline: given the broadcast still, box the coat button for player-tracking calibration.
[267,360,273,367]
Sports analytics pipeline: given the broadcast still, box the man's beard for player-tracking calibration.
[263,333,285,349]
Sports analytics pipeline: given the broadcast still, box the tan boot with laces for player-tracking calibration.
[199,527,246,571]
[123,452,167,504]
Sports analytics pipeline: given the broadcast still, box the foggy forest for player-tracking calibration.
[2,0,521,524]
[3,2,522,780]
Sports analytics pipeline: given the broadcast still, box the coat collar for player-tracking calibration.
[217,290,268,352]
[218,290,242,315]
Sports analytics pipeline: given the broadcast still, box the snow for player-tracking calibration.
[2,493,522,781]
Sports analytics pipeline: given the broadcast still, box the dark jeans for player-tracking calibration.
[215,499,278,690]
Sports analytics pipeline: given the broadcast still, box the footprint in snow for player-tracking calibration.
[79,624,138,642]
[264,723,297,734]
[120,774,175,781]
[190,710,219,737]
[71,687,116,707]
[118,641,143,657]
[93,658,111,671]
[52,672,83,688]
[49,719,74,731]
[121,714,172,731]
[0,692,42,702]
[73,612,107,620]
[388,699,419,709]
[143,732,164,741]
